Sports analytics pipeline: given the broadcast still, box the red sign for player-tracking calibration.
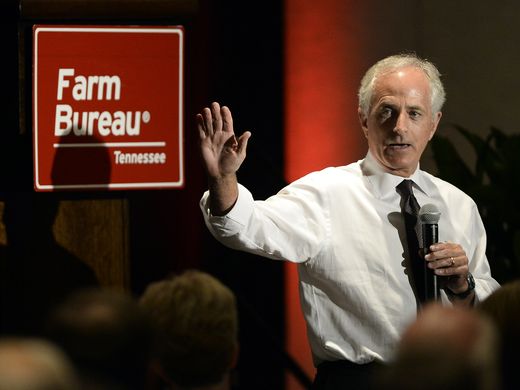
[33,25,184,190]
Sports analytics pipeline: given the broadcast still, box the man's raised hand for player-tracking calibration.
[196,102,251,180]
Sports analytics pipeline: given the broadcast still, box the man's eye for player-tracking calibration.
[409,110,421,119]
[380,107,393,119]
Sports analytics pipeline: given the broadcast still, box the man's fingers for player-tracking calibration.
[237,131,251,156]
[198,102,237,142]
[211,102,222,133]
[221,105,234,133]
[201,107,214,135]
[196,114,207,140]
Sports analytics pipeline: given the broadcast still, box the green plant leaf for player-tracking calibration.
[430,125,520,283]
[453,125,495,182]
[430,135,475,189]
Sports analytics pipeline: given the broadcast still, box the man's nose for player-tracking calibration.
[393,111,408,134]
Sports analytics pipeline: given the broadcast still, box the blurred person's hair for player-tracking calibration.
[45,287,152,390]
[0,337,79,390]
[479,279,520,390]
[139,269,239,388]
[374,303,500,390]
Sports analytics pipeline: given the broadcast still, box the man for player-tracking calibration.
[197,53,499,389]
[139,270,239,390]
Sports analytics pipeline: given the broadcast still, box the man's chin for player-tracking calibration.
[380,158,418,177]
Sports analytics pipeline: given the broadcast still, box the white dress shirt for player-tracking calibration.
[200,152,500,366]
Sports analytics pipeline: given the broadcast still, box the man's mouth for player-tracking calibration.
[387,143,411,149]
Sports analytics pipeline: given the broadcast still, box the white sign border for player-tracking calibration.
[33,26,184,191]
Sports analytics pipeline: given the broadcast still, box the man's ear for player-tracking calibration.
[428,111,442,141]
[358,107,369,139]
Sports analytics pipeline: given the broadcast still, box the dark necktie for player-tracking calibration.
[396,179,427,305]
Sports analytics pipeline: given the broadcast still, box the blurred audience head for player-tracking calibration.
[139,269,239,389]
[0,337,79,390]
[45,287,152,390]
[375,303,499,390]
[478,279,520,390]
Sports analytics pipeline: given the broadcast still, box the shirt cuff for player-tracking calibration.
[202,183,255,233]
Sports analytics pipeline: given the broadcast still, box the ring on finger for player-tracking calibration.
[450,256,455,266]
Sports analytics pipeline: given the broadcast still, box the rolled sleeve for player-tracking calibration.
[200,184,255,238]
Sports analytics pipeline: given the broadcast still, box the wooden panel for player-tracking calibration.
[53,198,129,290]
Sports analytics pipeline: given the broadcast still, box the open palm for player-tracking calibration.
[197,102,251,179]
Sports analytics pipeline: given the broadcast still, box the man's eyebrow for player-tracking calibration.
[378,101,397,109]
[406,104,424,112]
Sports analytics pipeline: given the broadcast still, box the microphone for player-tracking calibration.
[419,204,441,302]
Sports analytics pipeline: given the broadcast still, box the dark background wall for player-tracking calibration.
[1,1,520,390]
[129,1,288,388]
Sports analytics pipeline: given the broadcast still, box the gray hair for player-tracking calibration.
[358,53,446,118]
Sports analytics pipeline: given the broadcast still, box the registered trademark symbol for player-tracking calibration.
[142,111,151,123]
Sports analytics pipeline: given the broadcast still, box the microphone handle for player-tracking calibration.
[422,223,440,301]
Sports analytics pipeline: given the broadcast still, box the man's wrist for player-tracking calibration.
[208,174,239,216]
[446,273,475,299]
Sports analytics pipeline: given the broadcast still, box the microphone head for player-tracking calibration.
[419,204,441,224]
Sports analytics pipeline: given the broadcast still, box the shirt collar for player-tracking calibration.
[361,151,434,199]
